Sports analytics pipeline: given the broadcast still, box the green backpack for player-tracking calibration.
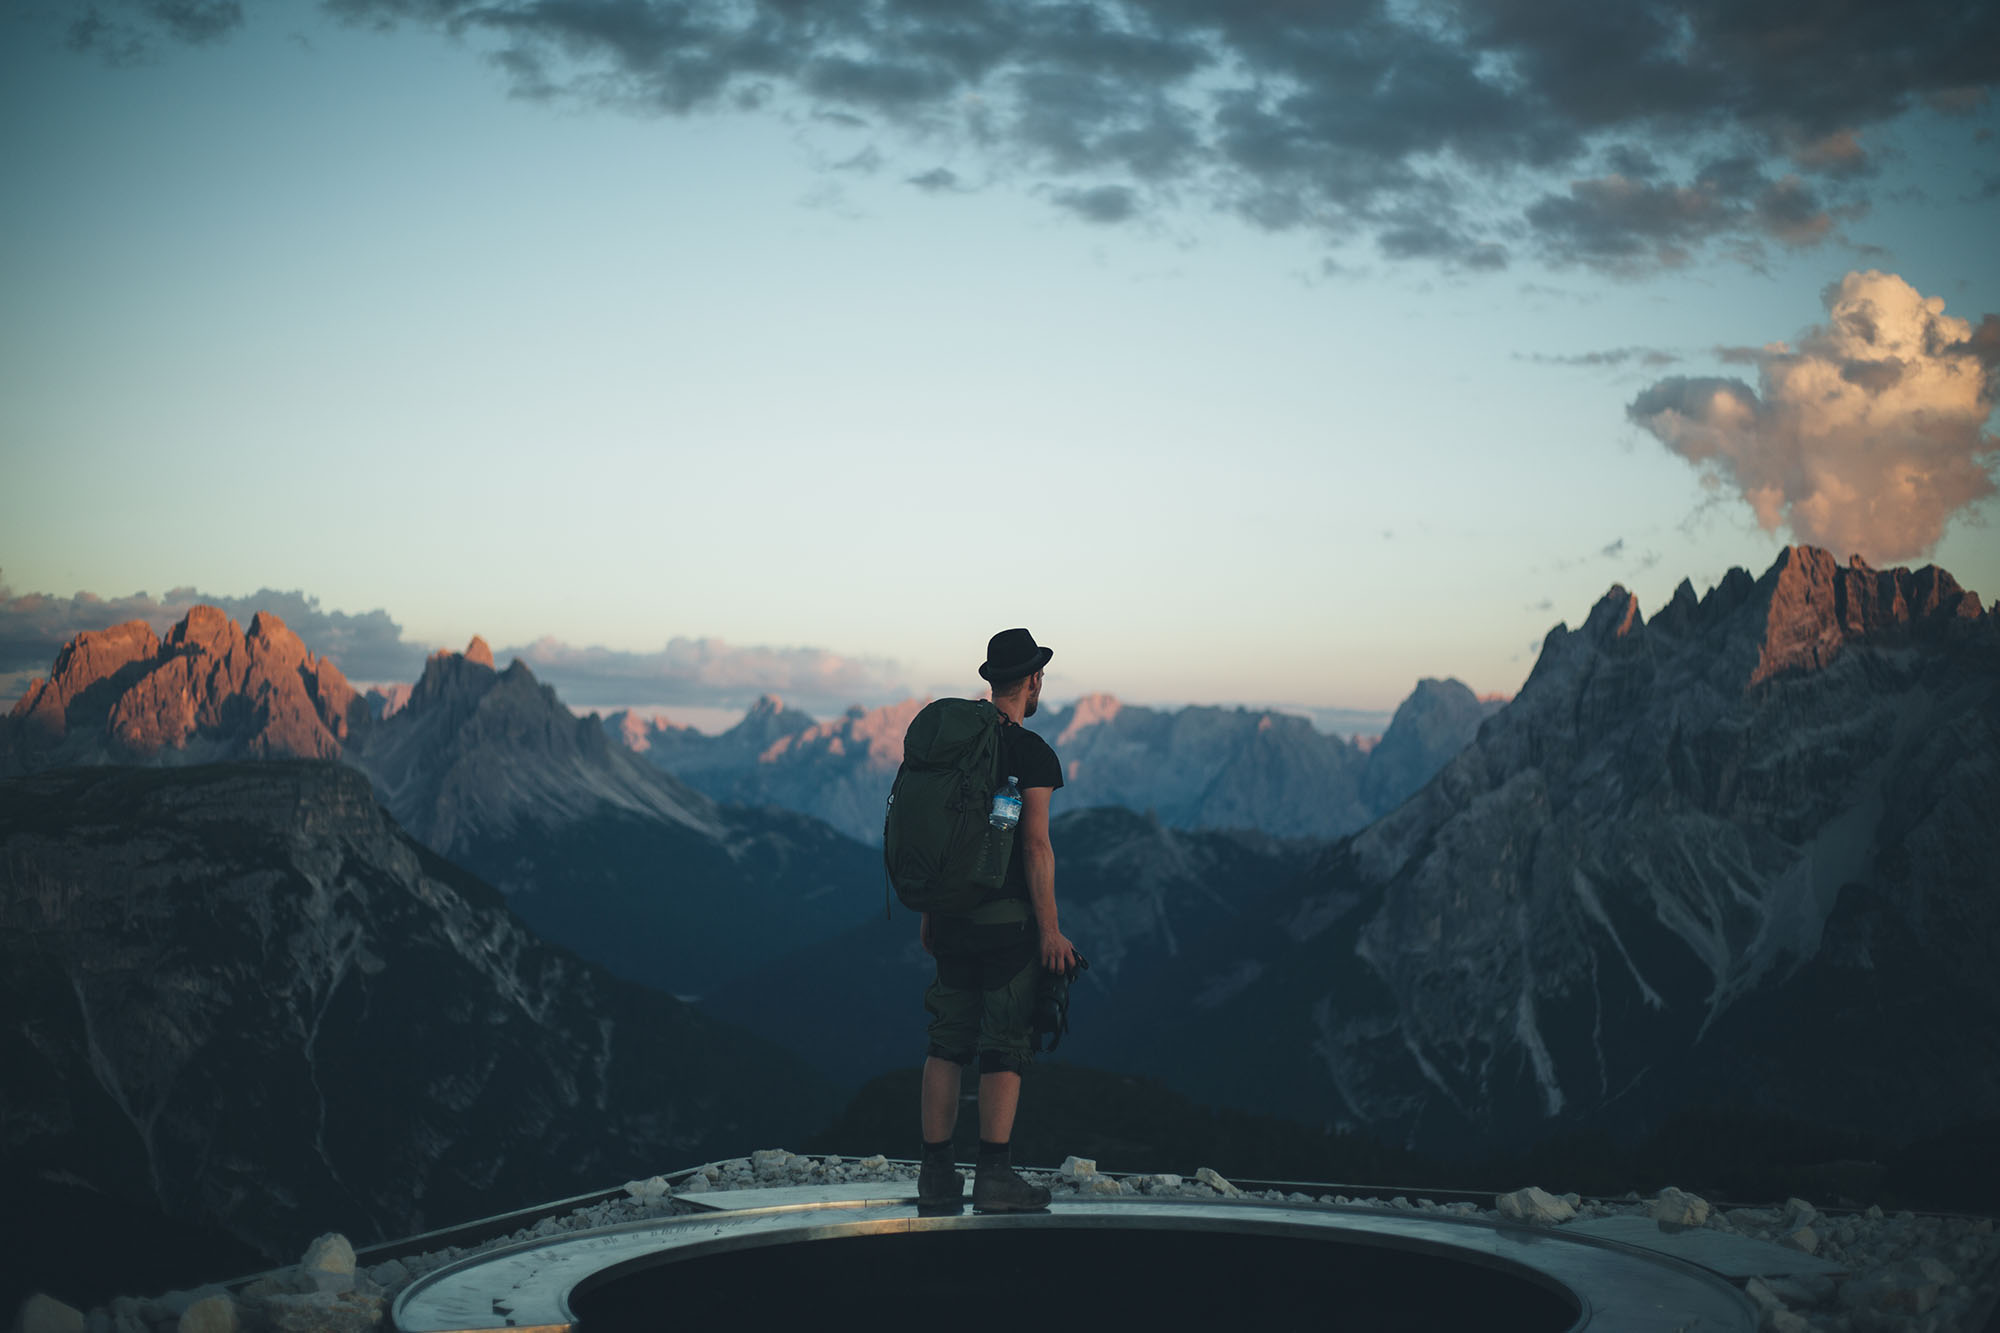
[883,698,1012,915]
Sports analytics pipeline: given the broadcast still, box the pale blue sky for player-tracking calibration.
[3,0,1996,716]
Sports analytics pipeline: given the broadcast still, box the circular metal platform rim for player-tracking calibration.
[393,1196,1758,1333]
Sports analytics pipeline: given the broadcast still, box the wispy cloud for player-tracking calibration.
[500,636,912,714]
[1520,346,1682,369]
[0,577,428,684]
[1629,271,2000,563]
[69,0,2000,273]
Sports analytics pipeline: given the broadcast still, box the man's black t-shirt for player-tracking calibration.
[996,720,1063,902]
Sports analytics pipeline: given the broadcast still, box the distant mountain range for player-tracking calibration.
[7,542,1992,1251]
[0,615,883,997]
[0,761,837,1297]
[706,548,2000,1163]
[608,679,1503,844]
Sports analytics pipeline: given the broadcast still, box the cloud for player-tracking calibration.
[1522,161,1850,270]
[0,579,430,684]
[91,0,1998,274]
[1050,183,1139,223]
[1522,346,1681,369]
[499,636,912,714]
[66,0,243,64]
[905,166,962,192]
[1628,270,2000,563]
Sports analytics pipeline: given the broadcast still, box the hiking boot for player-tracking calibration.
[917,1159,965,1206]
[972,1161,1051,1213]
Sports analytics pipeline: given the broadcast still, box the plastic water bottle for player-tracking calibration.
[989,775,1022,831]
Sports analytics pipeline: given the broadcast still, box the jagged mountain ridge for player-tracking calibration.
[354,644,882,995]
[1168,547,2000,1154]
[0,762,839,1292]
[1,612,886,997]
[360,638,723,854]
[1,607,369,773]
[612,681,1501,844]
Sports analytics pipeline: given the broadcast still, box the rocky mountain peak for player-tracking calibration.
[464,635,495,668]
[2,608,364,772]
[1750,544,1986,684]
[357,648,720,856]
[1056,692,1123,746]
[162,604,239,656]
[407,639,501,716]
[7,619,161,745]
[728,694,818,752]
[1360,677,1501,816]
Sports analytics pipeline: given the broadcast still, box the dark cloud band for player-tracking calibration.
[61,0,2000,272]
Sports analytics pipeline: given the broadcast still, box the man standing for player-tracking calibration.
[918,628,1078,1212]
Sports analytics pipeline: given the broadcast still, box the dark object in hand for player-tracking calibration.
[1031,950,1089,1053]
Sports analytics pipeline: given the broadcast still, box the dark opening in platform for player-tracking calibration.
[571,1222,1583,1332]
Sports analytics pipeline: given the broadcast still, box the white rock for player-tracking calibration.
[177,1296,235,1333]
[302,1234,356,1276]
[1744,1277,1785,1317]
[1783,1197,1818,1227]
[1649,1186,1711,1227]
[624,1175,669,1201]
[1765,1310,1809,1333]
[1495,1186,1576,1225]
[1059,1155,1098,1179]
[678,1172,710,1194]
[1780,1225,1820,1255]
[1194,1168,1241,1196]
[751,1149,795,1177]
[14,1295,85,1333]
[858,1155,888,1170]
[366,1260,409,1291]
[1081,1175,1122,1196]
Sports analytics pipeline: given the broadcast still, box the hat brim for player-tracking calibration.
[978,645,1053,682]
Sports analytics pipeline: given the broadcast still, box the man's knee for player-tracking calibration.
[977,1049,1027,1075]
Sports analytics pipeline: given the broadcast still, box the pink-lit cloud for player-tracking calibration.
[1628,271,2000,563]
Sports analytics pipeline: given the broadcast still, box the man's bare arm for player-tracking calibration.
[1019,786,1075,973]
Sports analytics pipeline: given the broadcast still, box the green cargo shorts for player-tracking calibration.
[924,898,1039,1075]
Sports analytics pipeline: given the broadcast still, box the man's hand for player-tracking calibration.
[1041,927,1077,976]
[920,911,935,956]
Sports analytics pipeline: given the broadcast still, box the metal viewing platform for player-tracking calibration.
[392,1178,1764,1333]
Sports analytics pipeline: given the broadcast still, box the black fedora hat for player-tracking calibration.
[979,628,1053,683]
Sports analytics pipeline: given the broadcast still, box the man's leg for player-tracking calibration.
[969,959,1050,1212]
[920,970,976,1207]
[977,1070,1020,1142]
[921,1055,963,1142]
